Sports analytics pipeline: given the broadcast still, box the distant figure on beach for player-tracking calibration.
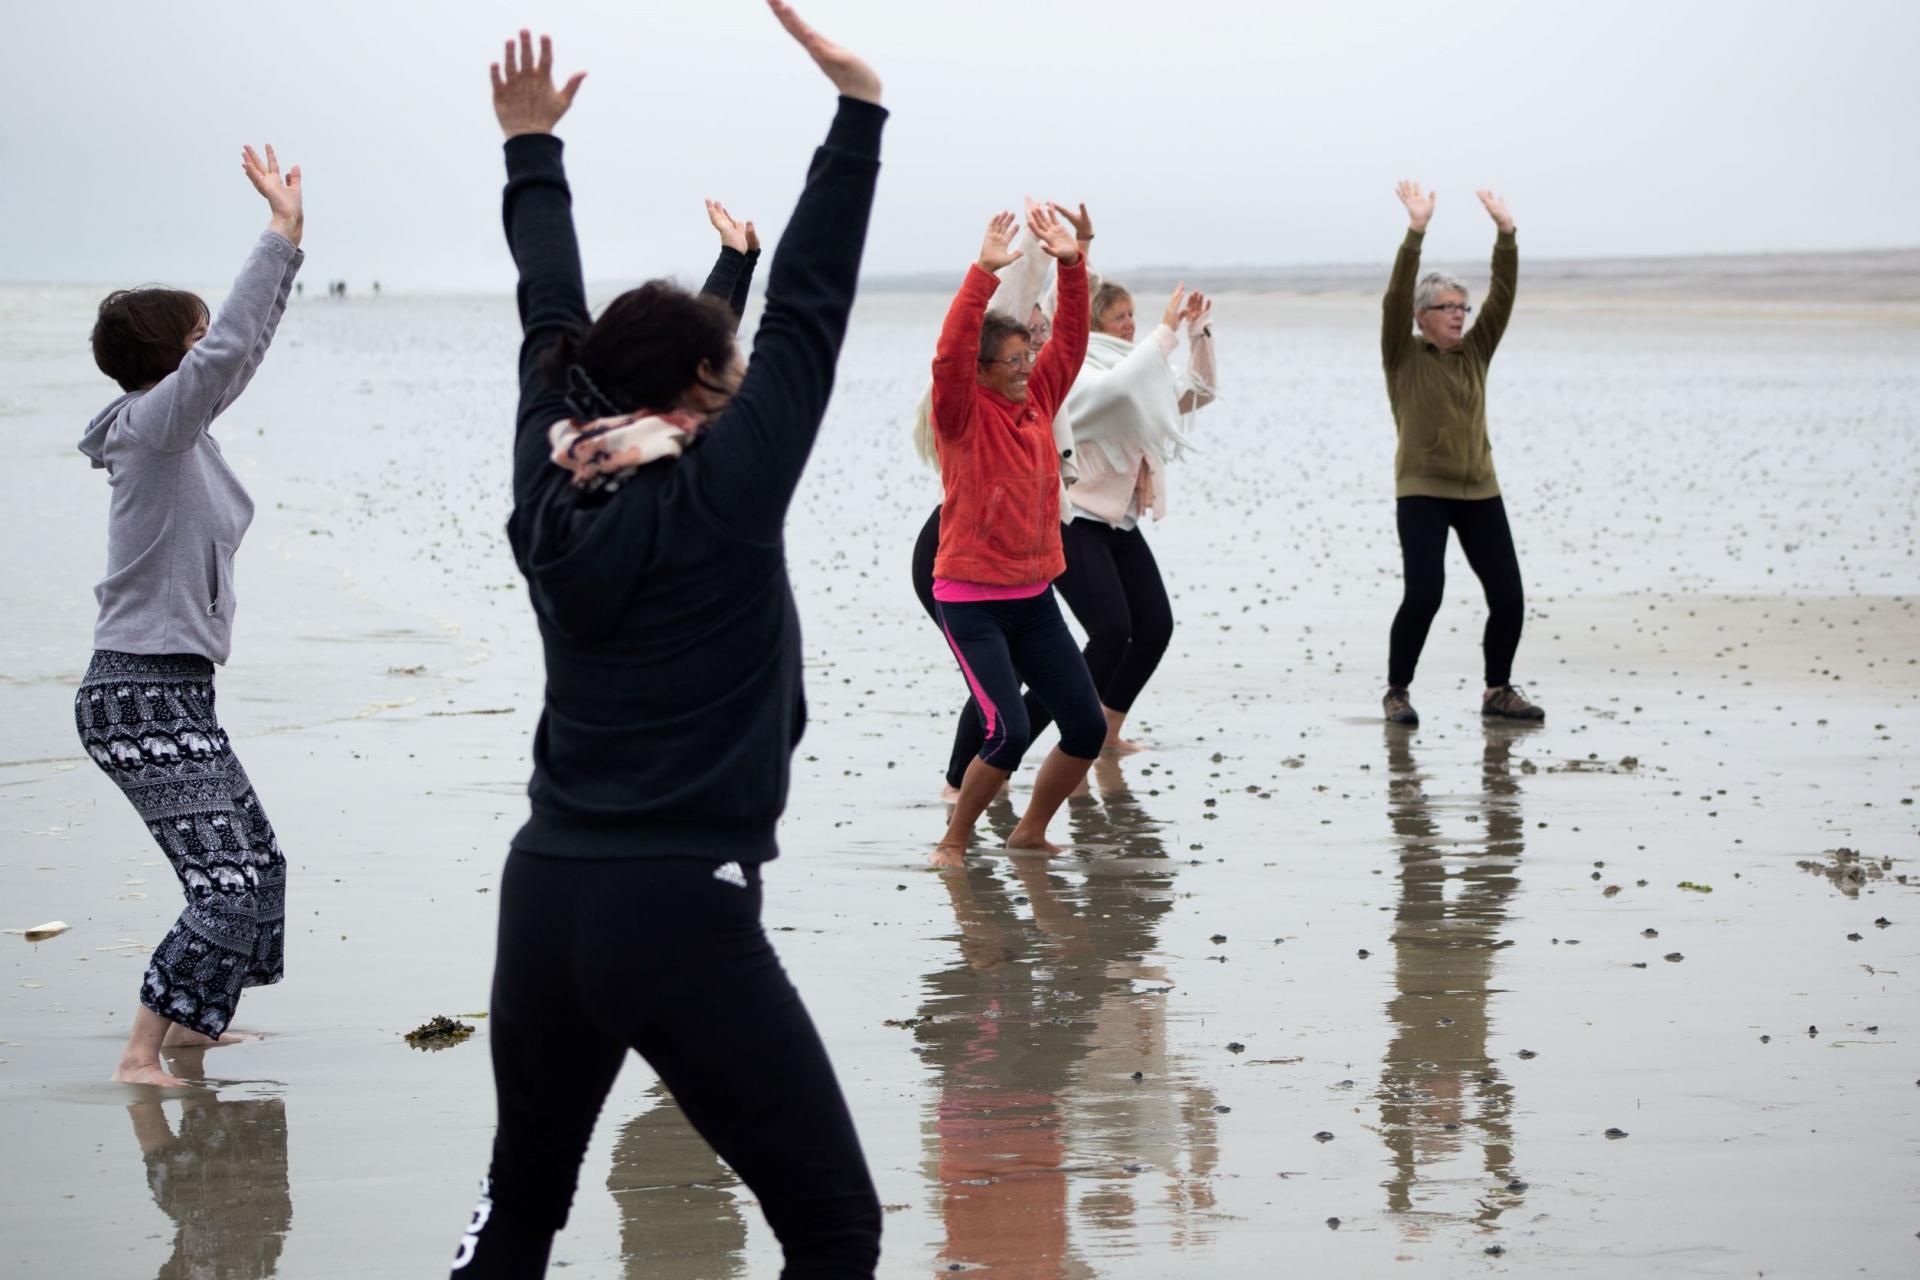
[294,280,303,299]
[1380,181,1543,725]
[925,206,1103,861]
[371,279,381,297]
[75,144,304,1088]
[447,7,886,1277]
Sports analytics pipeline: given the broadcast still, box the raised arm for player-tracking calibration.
[699,200,761,330]
[123,146,304,452]
[1382,179,1433,369]
[1177,290,1217,413]
[494,30,591,399]
[1465,189,1517,362]
[1024,204,1088,418]
[931,212,1019,439]
[680,1,885,545]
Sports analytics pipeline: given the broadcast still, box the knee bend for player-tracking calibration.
[1133,611,1173,658]
[1084,617,1133,659]
[1399,583,1444,620]
[1057,705,1107,760]
[1487,582,1524,619]
[981,709,1033,770]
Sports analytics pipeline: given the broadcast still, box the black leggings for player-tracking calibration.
[1388,495,1524,690]
[932,591,1106,772]
[912,508,1172,787]
[451,853,880,1278]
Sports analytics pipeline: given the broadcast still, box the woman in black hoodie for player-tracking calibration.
[449,7,886,1276]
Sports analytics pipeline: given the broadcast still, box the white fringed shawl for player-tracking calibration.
[1062,324,1217,526]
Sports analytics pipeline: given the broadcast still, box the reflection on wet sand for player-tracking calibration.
[1378,724,1529,1234]
[916,758,1219,1276]
[125,1067,291,1279]
[607,1081,747,1280]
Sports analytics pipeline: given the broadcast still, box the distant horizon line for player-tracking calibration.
[6,241,1917,294]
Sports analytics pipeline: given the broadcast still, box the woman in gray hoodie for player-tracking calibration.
[75,144,305,1087]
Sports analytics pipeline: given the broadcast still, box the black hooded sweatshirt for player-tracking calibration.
[500,97,885,861]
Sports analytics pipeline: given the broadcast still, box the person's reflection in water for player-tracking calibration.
[1377,723,1528,1232]
[607,1081,748,1280]
[124,1058,291,1280]
[915,756,1218,1276]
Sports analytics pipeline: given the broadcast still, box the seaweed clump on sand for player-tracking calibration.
[404,1015,475,1052]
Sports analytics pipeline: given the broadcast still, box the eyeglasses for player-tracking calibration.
[980,349,1040,368]
[1422,303,1473,316]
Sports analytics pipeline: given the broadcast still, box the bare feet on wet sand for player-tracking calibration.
[930,840,968,868]
[162,1027,261,1049]
[114,1061,191,1088]
[1005,833,1063,855]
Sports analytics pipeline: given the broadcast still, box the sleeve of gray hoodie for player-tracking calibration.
[123,230,304,453]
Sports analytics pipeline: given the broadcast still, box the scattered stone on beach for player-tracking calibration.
[1847,932,1863,941]
[1795,847,1895,898]
[1505,1180,1528,1193]
[1604,1127,1629,1139]
[1874,917,1891,928]
[1210,933,1227,944]
[1485,1244,1507,1256]
[1516,1049,1537,1059]
[1356,948,1370,958]
[1226,1042,1245,1053]
[883,1016,930,1028]
[404,1015,474,1051]
[1326,1217,1340,1229]
[1665,952,1685,962]
[1642,928,1659,938]
[1760,1034,1771,1043]
[1314,1131,1335,1143]
[1603,884,1622,897]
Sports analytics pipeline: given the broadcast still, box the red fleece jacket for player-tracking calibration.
[930,257,1089,585]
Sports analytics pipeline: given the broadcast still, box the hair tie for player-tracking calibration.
[564,363,622,420]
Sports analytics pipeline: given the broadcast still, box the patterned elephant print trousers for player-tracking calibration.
[76,651,287,1037]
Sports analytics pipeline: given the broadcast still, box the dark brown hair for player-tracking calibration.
[91,288,208,392]
[978,313,1032,363]
[541,280,738,417]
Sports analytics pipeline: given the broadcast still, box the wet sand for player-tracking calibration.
[2,279,1916,1277]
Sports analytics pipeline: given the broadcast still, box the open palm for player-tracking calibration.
[1396,179,1435,231]
[490,30,586,138]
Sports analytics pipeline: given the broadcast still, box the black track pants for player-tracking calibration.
[451,854,880,1278]
[1388,495,1524,690]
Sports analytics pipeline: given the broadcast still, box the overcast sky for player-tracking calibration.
[5,0,1915,289]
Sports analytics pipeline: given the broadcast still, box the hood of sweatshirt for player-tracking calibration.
[78,392,138,471]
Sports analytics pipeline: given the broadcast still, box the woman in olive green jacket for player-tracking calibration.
[1380,180,1543,726]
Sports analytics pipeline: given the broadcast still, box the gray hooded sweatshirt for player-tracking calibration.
[78,230,303,664]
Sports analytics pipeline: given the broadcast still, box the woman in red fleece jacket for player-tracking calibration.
[930,208,1104,859]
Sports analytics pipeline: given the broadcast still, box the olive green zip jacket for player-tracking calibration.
[1381,227,1517,500]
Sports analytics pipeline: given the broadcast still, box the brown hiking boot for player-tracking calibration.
[1383,688,1419,725]
[1482,684,1545,722]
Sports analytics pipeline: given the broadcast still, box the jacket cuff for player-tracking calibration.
[825,96,889,158]
[1402,228,1426,250]
[504,132,565,175]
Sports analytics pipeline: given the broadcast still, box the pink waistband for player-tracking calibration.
[932,578,1051,604]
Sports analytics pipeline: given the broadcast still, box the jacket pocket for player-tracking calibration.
[207,541,238,618]
[977,474,1053,567]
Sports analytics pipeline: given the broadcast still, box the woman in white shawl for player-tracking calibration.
[1053,277,1217,752]
[909,199,1091,797]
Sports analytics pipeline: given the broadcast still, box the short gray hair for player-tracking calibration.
[1414,271,1470,313]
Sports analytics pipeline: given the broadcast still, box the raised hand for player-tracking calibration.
[1025,203,1082,265]
[745,221,760,253]
[978,212,1023,274]
[1160,283,1188,331]
[1476,188,1514,234]
[490,30,586,139]
[706,200,750,253]
[1049,200,1093,245]
[1396,179,1435,232]
[768,0,882,105]
[1182,289,1212,335]
[241,144,302,246]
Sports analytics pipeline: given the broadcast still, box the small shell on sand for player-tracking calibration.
[6,921,72,942]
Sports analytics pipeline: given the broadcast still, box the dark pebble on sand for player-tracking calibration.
[1874,917,1891,928]
[1227,1041,1245,1053]
[1506,1180,1528,1193]
[1486,1244,1506,1256]
[1631,962,1648,968]
[1210,933,1228,944]
[1847,932,1863,941]
[1214,1105,1232,1114]
[1516,1049,1537,1059]
[1642,928,1659,938]
[1131,1071,1144,1080]
[1357,948,1371,958]
[1326,1217,1341,1230]
[1665,952,1685,962]
[1605,1127,1629,1139]
[1314,1131,1335,1143]
[1760,1034,1771,1043]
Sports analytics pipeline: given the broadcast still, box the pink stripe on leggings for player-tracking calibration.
[935,607,998,753]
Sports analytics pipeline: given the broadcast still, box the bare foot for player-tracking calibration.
[162,1027,260,1049]
[1102,737,1145,756]
[1005,833,1063,855]
[930,840,968,869]
[939,783,963,804]
[114,1062,191,1088]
